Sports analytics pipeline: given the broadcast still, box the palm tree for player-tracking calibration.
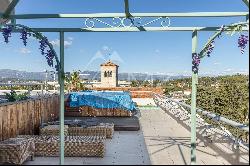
[65,70,86,92]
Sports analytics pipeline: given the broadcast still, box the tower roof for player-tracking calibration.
[100,60,119,67]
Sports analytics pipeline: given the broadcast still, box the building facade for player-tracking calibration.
[100,60,119,87]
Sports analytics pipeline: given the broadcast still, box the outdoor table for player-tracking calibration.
[40,125,69,136]
[68,123,114,138]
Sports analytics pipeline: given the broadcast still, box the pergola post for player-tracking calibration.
[191,30,198,165]
[59,31,65,165]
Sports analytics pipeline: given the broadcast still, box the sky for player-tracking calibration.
[0,0,249,76]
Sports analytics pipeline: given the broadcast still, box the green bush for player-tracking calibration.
[164,75,249,141]
[4,90,29,102]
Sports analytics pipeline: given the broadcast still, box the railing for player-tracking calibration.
[153,93,249,165]
[153,93,249,147]
[167,97,248,132]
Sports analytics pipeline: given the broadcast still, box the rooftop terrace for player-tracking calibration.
[22,104,248,165]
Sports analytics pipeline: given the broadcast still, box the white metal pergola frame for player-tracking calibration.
[0,0,249,165]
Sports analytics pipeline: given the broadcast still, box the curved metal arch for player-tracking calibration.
[0,23,60,72]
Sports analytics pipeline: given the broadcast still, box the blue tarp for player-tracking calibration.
[69,90,136,111]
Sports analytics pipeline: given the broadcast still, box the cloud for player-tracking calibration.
[224,68,233,72]
[50,39,60,47]
[19,48,31,54]
[64,40,73,48]
[50,37,73,48]
[213,62,221,65]
[219,68,249,75]
[67,37,74,41]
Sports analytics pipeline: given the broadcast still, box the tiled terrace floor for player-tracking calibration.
[24,130,151,165]
[24,107,249,165]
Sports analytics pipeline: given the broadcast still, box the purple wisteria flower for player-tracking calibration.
[2,25,13,43]
[192,53,200,74]
[39,37,48,55]
[206,40,215,57]
[20,28,31,46]
[45,49,55,67]
[238,34,249,54]
[55,64,60,72]
[1,24,59,72]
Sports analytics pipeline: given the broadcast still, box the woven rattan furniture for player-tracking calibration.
[40,125,69,136]
[65,105,133,117]
[0,137,35,165]
[68,123,114,139]
[18,135,105,157]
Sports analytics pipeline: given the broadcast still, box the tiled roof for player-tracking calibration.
[100,60,119,67]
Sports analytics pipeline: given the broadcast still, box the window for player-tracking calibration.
[109,71,112,77]
[104,71,108,77]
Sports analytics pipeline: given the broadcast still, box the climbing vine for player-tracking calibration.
[1,24,60,72]
[192,22,249,74]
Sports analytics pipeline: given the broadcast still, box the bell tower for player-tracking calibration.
[100,60,119,87]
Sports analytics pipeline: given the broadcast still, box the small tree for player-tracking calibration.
[65,70,87,92]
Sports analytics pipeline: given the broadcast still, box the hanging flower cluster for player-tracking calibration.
[39,37,48,55]
[1,24,59,71]
[206,40,215,57]
[2,25,13,43]
[45,49,55,67]
[194,23,249,74]
[20,27,31,46]
[203,25,225,57]
[238,34,249,54]
[192,53,200,74]
[203,24,249,58]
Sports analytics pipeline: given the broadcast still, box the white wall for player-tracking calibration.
[132,98,156,106]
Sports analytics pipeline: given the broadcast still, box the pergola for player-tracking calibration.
[0,0,249,165]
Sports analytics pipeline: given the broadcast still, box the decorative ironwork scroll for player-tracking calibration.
[84,17,171,28]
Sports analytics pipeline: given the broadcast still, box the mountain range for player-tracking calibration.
[0,69,189,82]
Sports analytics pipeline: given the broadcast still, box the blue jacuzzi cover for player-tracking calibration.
[69,90,136,111]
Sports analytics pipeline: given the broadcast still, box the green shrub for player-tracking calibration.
[4,90,29,102]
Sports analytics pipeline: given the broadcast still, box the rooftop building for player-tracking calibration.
[100,60,119,88]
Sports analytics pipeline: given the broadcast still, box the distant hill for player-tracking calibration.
[0,69,48,81]
[0,69,189,81]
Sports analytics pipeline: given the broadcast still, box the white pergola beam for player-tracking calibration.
[3,26,248,32]
[1,12,248,19]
